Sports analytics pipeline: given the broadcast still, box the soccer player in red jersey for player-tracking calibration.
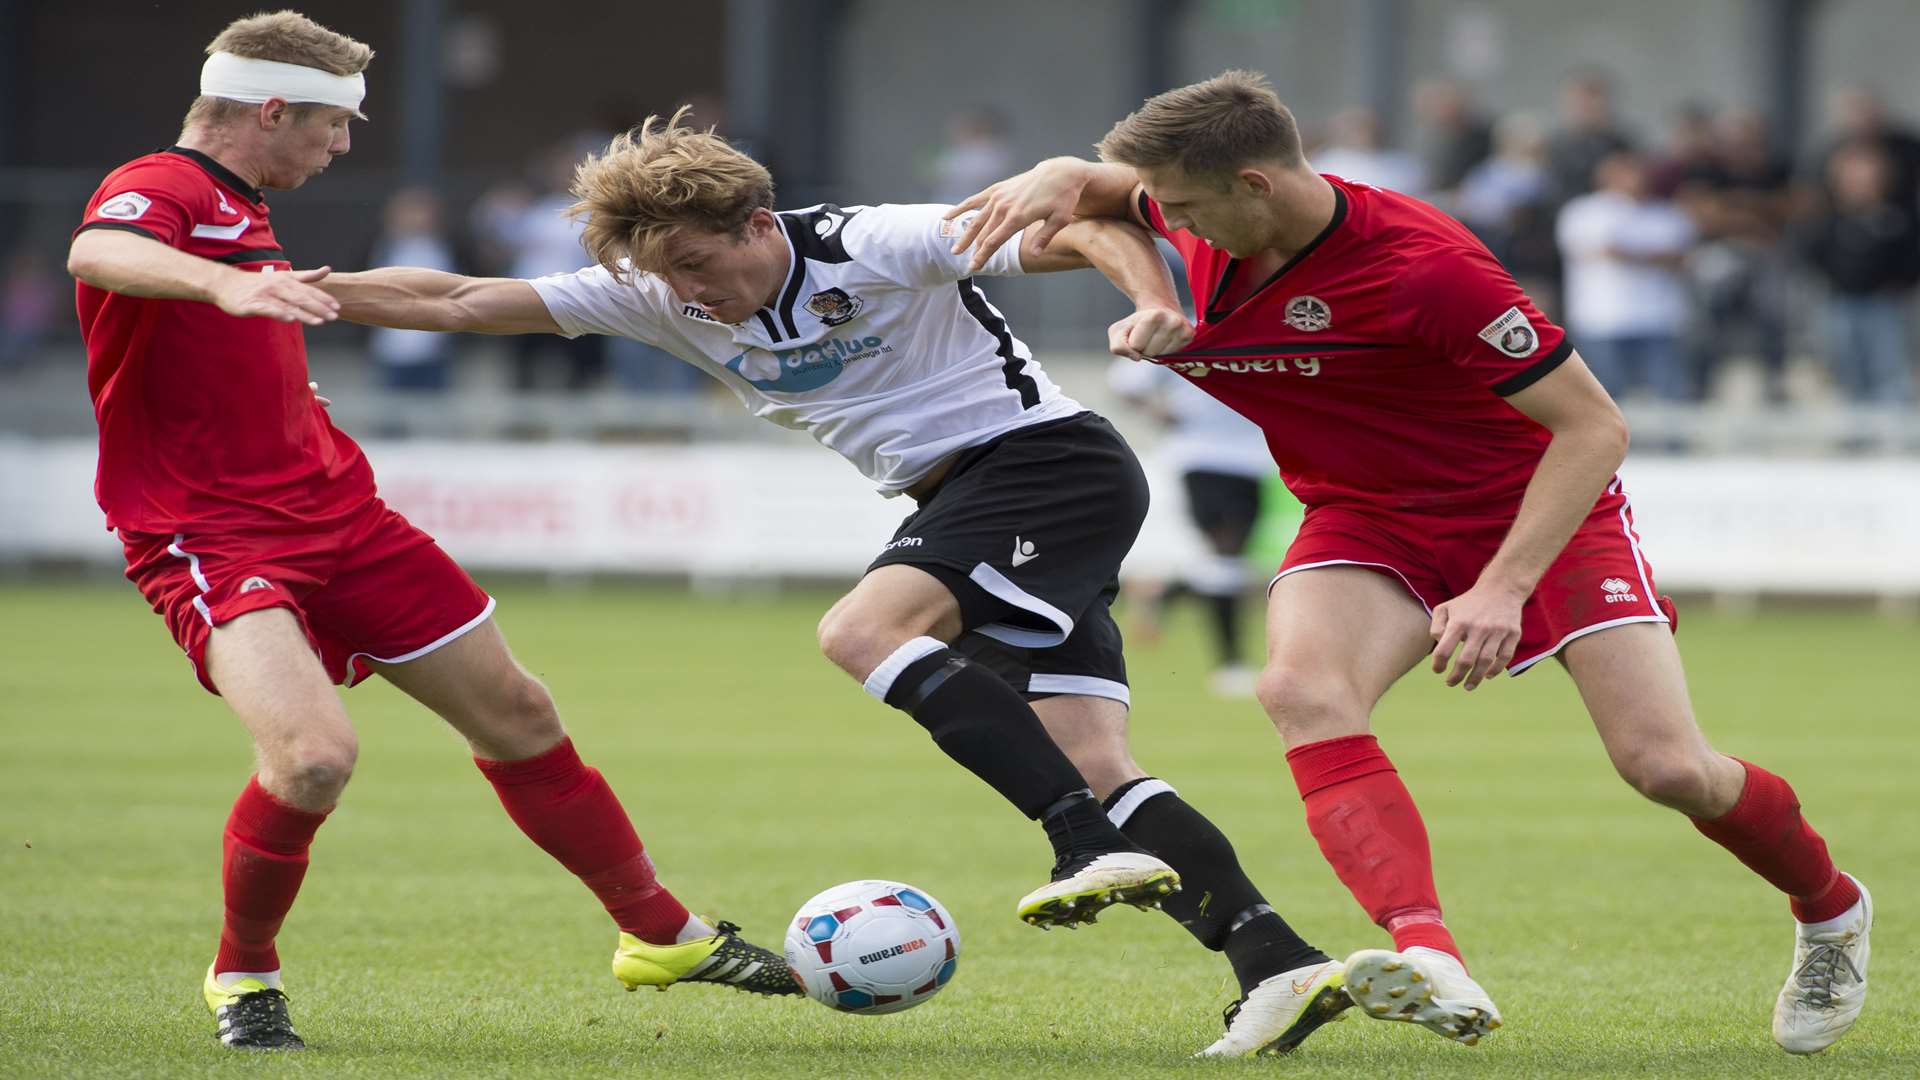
[948,71,1870,1055]
[66,11,793,1051]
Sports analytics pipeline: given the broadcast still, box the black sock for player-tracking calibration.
[1104,777,1328,993]
[1204,592,1242,667]
[877,644,1098,821]
[1040,790,1135,871]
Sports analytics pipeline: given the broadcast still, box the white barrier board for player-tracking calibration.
[3,439,1916,594]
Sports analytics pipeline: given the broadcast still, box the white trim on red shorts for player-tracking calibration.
[1507,614,1670,675]
[1026,673,1130,706]
[1268,559,1434,616]
[166,533,216,626]
[1609,477,1658,602]
[342,595,497,685]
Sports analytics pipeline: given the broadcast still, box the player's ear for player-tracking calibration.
[257,99,290,131]
[745,207,779,239]
[1237,167,1276,198]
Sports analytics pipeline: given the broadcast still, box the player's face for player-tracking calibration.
[1138,165,1270,258]
[656,211,788,325]
[263,105,355,189]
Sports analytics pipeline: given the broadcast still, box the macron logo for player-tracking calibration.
[1011,537,1038,567]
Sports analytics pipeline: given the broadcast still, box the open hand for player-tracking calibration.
[212,265,338,325]
[1428,581,1526,691]
[943,161,1090,274]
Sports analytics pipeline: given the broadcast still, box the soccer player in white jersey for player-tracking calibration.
[323,111,1357,1055]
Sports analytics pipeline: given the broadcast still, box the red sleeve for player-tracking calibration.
[1390,244,1571,396]
[76,162,200,249]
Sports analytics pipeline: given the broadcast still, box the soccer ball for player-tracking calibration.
[784,879,960,1014]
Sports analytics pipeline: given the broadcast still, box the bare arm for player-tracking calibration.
[1428,354,1629,689]
[944,157,1146,274]
[67,228,339,325]
[322,268,560,335]
[1019,217,1193,360]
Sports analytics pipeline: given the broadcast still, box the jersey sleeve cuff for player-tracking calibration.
[1491,339,1572,396]
[76,220,164,244]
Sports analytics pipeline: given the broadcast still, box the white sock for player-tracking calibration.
[214,969,283,990]
[674,915,718,944]
[1797,874,1864,934]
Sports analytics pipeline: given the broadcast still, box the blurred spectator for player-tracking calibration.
[1815,86,1920,213]
[1797,143,1920,405]
[1311,106,1426,195]
[1457,112,1559,309]
[1557,151,1696,401]
[1683,109,1794,399]
[0,247,59,371]
[1545,68,1635,205]
[929,106,1016,205]
[367,189,459,394]
[1411,79,1493,205]
[474,145,607,391]
[1650,103,1720,198]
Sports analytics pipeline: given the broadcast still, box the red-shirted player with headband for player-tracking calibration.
[947,70,1869,1056]
[68,11,794,1051]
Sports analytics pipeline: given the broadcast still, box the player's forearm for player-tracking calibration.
[1477,420,1630,597]
[67,229,234,304]
[1036,157,1141,220]
[325,268,542,334]
[1044,218,1180,312]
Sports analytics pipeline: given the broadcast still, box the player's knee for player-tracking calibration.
[271,734,358,805]
[816,609,891,680]
[1614,747,1717,812]
[504,674,562,741]
[1256,664,1365,742]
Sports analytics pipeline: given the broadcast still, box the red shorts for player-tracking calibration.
[1273,478,1676,675]
[120,498,494,694]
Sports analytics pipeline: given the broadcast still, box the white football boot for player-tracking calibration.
[1774,876,1871,1054]
[1015,851,1179,928]
[1343,946,1502,1046]
[1197,957,1352,1057]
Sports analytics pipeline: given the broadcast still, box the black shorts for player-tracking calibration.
[1183,470,1263,553]
[867,412,1148,704]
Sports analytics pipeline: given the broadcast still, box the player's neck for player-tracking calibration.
[1257,173,1337,262]
[174,127,269,191]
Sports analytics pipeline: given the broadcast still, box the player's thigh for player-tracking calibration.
[1557,621,1739,811]
[371,618,561,761]
[818,563,965,675]
[1261,566,1432,743]
[204,606,358,804]
[1031,694,1140,801]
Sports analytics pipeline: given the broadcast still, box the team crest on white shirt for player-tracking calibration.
[806,287,864,327]
[1284,295,1332,332]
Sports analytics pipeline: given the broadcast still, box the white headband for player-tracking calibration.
[199,51,366,111]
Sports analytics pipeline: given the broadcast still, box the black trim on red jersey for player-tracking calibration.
[1491,339,1574,396]
[210,247,287,265]
[76,221,163,243]
[164,146,264,205]
[1204,184,1348,324]
[958,279,1040,409]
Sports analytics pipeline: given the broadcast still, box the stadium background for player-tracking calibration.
[2,2,1916,1077]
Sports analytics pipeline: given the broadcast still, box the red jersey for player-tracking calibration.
[74,147,373,534]
[1143,174,1572,510]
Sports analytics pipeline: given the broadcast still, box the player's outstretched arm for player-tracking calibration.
[1025,218,1193,360]
[67,228,338,325]
[322,268,560,335]
[944,157,1143,274]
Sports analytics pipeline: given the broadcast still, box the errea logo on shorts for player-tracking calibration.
[1601,577,1640,603]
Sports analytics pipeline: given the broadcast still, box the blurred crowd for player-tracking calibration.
[1320,72,1920,407]
[5,75,1917,414]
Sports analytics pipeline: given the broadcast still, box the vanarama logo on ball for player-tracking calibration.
[858,938,927,965]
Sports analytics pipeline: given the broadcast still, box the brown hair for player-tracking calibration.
[568,107,776,280]
[184,10,374,128]
[1095,70,1305,179]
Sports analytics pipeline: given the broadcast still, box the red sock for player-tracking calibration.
[215,776,329,975]
[1286,735,1464,964]
[475,737,692,944]
[1692,759,1858,923]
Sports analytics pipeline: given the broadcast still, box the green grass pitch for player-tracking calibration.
[1,579,1914,1078]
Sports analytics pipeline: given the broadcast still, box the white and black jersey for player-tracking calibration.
[530,203,1084,493]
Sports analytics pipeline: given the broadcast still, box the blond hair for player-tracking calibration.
[184,10,374,128]
[568,107,775,280]
[1096,70,1305,179]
